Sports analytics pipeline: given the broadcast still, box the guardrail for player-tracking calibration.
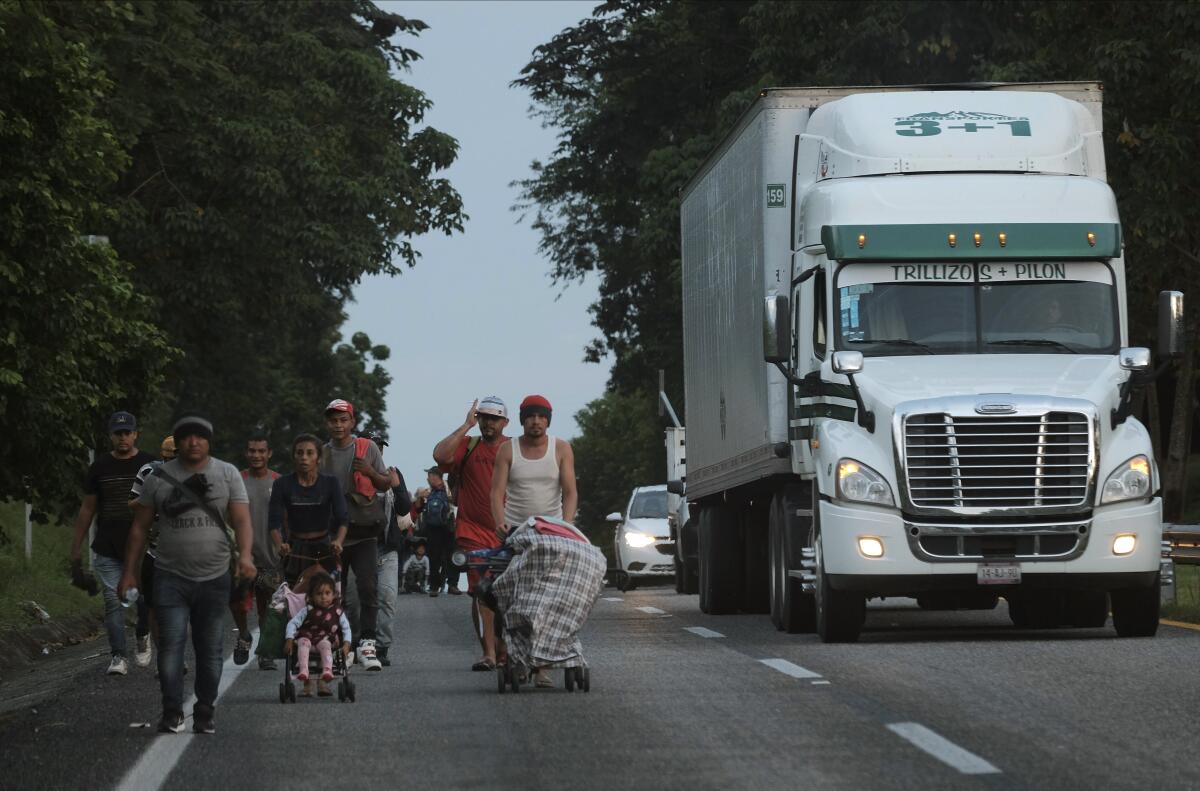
[1161,524,1200,604]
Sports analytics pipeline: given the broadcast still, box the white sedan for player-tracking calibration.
[609,485,675,591]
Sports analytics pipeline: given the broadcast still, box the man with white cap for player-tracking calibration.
[432,396,511,671]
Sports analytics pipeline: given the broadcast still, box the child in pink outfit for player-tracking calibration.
[284,572,351,697]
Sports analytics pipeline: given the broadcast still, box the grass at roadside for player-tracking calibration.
[0,501,100,631]
[1162,564,1200,625]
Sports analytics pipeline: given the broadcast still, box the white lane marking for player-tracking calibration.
[683,626,724,638]
[759,658,822,679]
[886,722,1001,775]
[810,680,831,686]
[602,597,624,602]
[636,606,669,615]
[116,629,259,791]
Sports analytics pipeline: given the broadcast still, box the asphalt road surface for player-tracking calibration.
[2,584,1199,790]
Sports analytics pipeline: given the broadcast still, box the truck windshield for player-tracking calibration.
[835,261,1118,356]
[629,491,669,519]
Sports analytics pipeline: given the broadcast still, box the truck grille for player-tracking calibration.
[904,412,1090,509]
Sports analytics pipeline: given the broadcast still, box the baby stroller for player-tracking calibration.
[266,580,356,704]
[458,516,606,694]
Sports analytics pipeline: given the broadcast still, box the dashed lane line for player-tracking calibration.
[636,606,670,616]
[682,626,724,638]
[886,722,1001,776]
[115,629,259,791]
[602,597,624,602]
[759,658,822,679]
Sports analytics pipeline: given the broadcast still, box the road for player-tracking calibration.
[2,585,1199,790]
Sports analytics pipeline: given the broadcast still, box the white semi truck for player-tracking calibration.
[678,82,1185,642]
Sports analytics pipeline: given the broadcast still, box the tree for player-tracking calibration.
[0,1,174,514]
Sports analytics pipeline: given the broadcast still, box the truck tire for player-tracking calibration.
[813,493,865,643]
[769,487,815,633]
[1111,578,1160,637]
[698,504,741,615]
[742,501,771,614]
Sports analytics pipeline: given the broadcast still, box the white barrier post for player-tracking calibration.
[25,502,32,560]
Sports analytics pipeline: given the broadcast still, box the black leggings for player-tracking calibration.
[427,528,455,591]
[341,540,378,640]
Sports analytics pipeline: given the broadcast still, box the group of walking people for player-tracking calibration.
[71,391,577,733]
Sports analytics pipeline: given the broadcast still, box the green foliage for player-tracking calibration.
[0,502,100,631]
[571,390,665,544]
[521,1,1199,499]
[0,1,174,511]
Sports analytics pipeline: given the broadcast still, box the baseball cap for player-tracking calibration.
[424,466,444,477]
[108,411,137,433]
[325,399,355,418]
[476,396,508,419]
[160,436,177,457]
[172,415,213,443]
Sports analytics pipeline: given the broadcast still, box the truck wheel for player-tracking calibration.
[769,489,814,633]
[742,501,771,614]
[1067,590,1108,628]
[1111,579,1160,637]
[698,504,741,615]
[813,496,864,643]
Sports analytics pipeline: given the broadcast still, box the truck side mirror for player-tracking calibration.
[606,512,623,523]
[1158,290,1185,358]
[831,350,864,375]
[666,479,685,496]
[1118,347,1151,371]
[762,293,790,363]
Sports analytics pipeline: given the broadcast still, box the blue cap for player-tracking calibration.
[108,411,137,433]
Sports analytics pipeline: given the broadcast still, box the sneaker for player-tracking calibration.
[107,655,129,676]
[448,586,463,595]
[429,590,439,598]
[193,716,215,734]
[158,712,185,733]
[134,635,153,668]
[358,638,382,671]
[317,680,333,697]
[233,634,252,665]
[258,656,277,671]
[377,646,391,667]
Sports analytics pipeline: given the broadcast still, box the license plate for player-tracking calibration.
[977,563,1021,585]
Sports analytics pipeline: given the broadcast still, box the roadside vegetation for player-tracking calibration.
[0,502,98,632]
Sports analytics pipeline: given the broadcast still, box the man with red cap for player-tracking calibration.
[489,394,578,688]
[319,398,392,671]
[432,396,511,670]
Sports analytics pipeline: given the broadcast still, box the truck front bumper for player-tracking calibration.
[821,498,1162,593]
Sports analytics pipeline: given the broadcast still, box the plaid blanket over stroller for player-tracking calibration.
[492,517,606,668]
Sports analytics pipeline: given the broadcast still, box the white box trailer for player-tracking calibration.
[678,82,1183,641]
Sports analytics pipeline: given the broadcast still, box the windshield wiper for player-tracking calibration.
[847,338,934,354]
[987,339,1076,353]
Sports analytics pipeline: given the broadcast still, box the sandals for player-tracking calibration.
[534,669,554,689]
[472,657,497,672]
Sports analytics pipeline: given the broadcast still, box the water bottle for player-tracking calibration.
[122,587,139,608]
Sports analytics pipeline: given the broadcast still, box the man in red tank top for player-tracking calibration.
[432,396,511,671]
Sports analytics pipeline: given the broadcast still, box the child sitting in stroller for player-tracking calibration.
[402,542,430,593]
[284,572,351,697]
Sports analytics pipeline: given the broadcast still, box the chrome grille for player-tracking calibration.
[904,412,1090,509]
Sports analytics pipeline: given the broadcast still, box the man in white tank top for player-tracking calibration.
[490,394,578,534]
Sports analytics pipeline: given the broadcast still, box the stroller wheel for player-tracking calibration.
[287,681,297,703]
[337,680,346,702]
[510,665,521,694]
[581,667,590,693]
[278,682,287,704]
[497,665,507,694]
[347,680,356,703]
[564,667,575,692]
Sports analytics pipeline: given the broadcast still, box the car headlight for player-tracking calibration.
[1100,455,1153,504]
[837,459,894,506]
[623,531,656,548]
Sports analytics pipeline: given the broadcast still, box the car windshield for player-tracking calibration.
[836,261,1118,355]
[629,491,668,519]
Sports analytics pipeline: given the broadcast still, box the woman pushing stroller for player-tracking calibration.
[285,571,350,697]
[269,434,349,585]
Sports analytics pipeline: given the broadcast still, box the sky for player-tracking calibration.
[347,1,608,487]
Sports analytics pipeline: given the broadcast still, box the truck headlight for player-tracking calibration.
[1100,455,1153,504]
[836,459,894,506]
[624,531,656,548]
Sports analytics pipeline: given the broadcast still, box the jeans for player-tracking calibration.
[341,540,378,642]
[155,569,230,719]
[376,551,398,649]
[91,554,127,657]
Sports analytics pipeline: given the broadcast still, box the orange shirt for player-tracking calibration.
[443,436,510,549]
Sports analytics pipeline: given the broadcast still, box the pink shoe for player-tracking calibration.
[296,671,309,682]
[321,669,333,682]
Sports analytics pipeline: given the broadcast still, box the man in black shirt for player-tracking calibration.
[70,411,156,676]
